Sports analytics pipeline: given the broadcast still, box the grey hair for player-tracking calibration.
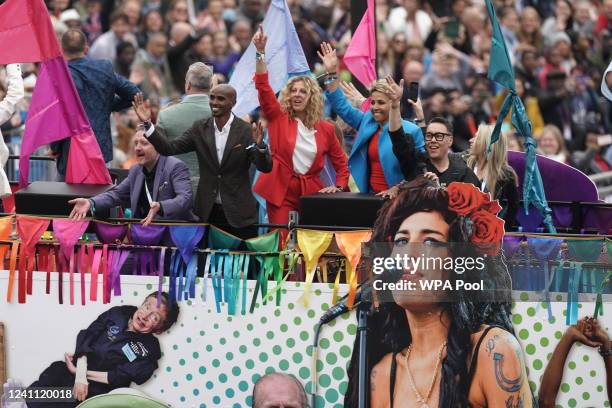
[252,372,308,408]
[185,62,213,91]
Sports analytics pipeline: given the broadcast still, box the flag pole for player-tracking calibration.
[373,0,378,79]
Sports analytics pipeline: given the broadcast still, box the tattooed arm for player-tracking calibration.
[477,328,532,408]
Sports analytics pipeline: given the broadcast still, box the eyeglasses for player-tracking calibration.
[425,132,451,141]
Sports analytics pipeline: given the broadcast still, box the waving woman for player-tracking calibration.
[318,42,425,198]
[251,26,350,232]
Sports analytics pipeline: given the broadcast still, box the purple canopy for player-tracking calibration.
[508,151,604,232]
[508,151,598,201]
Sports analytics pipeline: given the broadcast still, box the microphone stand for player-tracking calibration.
[357,294,372,408]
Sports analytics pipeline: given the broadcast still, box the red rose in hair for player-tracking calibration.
[447,183,488,216]
[480,199,502,216]
[469,209,505,255]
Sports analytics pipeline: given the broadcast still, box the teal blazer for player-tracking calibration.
[326,88,425,192]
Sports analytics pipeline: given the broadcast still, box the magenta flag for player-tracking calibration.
[53,219,89,263]
[0,0,111,186]
[343,0,377,87]
[0,0,61,63]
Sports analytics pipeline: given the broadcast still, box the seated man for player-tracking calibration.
[68,127,197,225]
[27,292,179,407]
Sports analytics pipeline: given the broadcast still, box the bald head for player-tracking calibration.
[210,84,237,117]
[403,60,424,83]
[212,84,236,102]
[252,373,307,408]
[61,29,87,59]
[170,21,193,44]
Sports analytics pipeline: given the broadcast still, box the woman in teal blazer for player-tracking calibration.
[319,43,425,195]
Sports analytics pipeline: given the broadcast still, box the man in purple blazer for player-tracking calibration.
[68,128,197,225]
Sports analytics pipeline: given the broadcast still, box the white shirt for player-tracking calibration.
[214,113,234,164]
[292,119,317,175]
[213,114,234,203]
[387,8,432,43]
[0,64,24,198]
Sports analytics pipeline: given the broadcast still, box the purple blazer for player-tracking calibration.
[92,155,198,221]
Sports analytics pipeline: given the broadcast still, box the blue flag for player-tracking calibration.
[229,0,310,117]
[485,0,555,233]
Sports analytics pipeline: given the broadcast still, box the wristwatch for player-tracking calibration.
[255,51,265,61]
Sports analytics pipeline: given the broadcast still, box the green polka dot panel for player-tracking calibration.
[97,277,609,407]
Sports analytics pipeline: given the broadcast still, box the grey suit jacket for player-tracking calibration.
[91,155,198,221]
[147,117,272,228]
[157,94,212,184]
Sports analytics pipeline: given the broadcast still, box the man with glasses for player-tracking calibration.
[390,114,480,187]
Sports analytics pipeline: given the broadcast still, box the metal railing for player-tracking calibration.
[590,171,612,202]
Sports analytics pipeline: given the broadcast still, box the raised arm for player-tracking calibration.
[538,319,601,408]
[319,42,365,130]
[132,93,197,155]
[252,25,282,121]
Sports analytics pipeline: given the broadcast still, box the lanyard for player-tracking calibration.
[145,179,153,204]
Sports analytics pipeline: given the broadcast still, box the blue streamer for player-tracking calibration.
[184,254,198,300]
[242,255,250,315]
[202,254,212,303]
[566,262,582,325]
[168,250,177,303]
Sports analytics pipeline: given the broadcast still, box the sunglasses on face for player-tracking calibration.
[425,132,451,141]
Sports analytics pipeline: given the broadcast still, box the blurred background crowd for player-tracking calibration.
[0,0,611,178]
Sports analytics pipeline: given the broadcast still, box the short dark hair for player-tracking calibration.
[252,373,307,408]
[110,11,129,25]
[145,291,180,332]
[428,116,454,135]
[61,29,87,56]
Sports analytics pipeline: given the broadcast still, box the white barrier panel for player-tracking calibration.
[0,271,609,407]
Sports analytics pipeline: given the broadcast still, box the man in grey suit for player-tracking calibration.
[157,62,213,188]
[68,129,197,225]
[133,85,272,240]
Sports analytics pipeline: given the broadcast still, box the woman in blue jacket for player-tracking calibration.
[318,42,425,196]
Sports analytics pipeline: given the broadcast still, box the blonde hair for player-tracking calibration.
[279,76,324,129]
[538,125,568,156]
[468,124,511,197]
[369,79,392,97]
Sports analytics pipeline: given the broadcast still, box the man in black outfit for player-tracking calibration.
[27,292,179,407]
[133,85,273,240]
[390,116,480,187]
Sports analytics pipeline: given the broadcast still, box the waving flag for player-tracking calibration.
[229,0,310,117]
[0,0,111,186]
[343,0,377,88]
[485,0,555,233]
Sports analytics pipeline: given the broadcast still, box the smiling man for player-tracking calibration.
[390,116,480,187]
[68,127,197,225]
[26,292,179,407]
[132,85,272,239]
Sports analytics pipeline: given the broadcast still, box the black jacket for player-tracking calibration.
[148,117,272,227]
[389,127,480,187]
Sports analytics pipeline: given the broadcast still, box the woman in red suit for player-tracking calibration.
[251,25,350,234]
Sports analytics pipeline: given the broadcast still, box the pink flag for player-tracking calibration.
[343,0,377,88]
[52,219,89,264]
[0,0,111,186]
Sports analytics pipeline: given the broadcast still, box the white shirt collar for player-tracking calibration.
[215,113,234,133]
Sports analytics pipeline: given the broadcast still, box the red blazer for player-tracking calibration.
[253,73,349,207]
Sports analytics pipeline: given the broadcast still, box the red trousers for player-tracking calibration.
[266,175,308,245]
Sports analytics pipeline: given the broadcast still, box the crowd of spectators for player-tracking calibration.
[0,0,611,179]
